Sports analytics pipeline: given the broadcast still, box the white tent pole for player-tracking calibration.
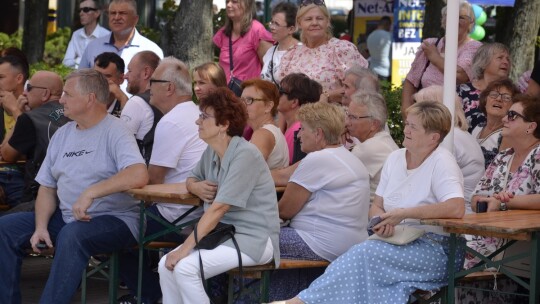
[441,0,459,150]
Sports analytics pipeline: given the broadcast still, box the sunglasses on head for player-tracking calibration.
[507,110,530,122]
[300,0,326,8]
[79,7,98,13]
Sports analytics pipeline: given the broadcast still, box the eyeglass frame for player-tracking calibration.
[506,110,530,122]
[26,83,48,92]
[278,87,290,96]
[149,78,171,86]
[346,111,372,121]
[199,112,215,120]
[79,7,98,13]
[240,97,266,105]
[268,21,293,28]
[488,91,512,103]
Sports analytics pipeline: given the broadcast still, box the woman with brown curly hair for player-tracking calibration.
[158,87,280,303]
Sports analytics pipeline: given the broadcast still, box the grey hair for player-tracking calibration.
[349,92,387,132]
[159,57,192,96]
[344,65,380,93]
[471,43,510,80]
[109,0,137,14]
[65,69,109,104]
[442,0,475,33]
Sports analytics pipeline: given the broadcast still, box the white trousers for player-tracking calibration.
[158,238,273,304]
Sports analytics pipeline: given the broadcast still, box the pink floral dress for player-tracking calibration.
[464,145,540,269]
[277,38,368,92]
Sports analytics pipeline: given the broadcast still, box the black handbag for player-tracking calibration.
[228,35,243,97]
[193,222,243,301]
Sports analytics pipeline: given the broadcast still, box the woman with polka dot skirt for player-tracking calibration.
[272,101,466,304]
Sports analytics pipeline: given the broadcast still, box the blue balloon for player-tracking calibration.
[472,4,483,20]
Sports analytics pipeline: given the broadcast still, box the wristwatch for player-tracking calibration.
[499,201,508,211]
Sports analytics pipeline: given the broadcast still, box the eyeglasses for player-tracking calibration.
[300,0,326,7]
[26,83,48,92]
[240,97,265,105]
[506,110,530,122]
[79,7,98,13]
[278,87,290,96]
[268,21,291,28]
[149,78,171,86]
[346,111,372,121]
[488,91,512,103]
[458,15,472,23]
[199,112,215,120]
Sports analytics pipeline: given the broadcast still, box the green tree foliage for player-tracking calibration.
[381,82,404,147]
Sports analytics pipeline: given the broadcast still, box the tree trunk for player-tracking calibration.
[422,0,444,39]
[161,1,214,69]
[500,0,540,79]
[21,0,49,64]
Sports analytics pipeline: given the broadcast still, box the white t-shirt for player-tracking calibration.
[376,147,464,235]
[451,129,485,213]
[351,131,398,204]
[471,125,501,150]
[150,101,207,222]
[260,44,300,83]
[289,146,370,261]
[260,124,289,169]
[120,95,154,140]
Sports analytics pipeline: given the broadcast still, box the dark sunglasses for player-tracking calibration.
[278,87,290,96]
[507,110,529,122]
[26,83,48,92]
[79,7,98,13]
[300,0,326,7]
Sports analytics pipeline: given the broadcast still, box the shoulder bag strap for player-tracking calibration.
[269,44,279,87]
[229,35,234,76]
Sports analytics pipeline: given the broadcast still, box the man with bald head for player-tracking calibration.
[0,71,69,211]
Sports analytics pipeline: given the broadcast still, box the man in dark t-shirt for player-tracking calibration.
[0,71,67,211]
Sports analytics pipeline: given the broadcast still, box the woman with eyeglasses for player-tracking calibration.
[273,102,370,300]
[401,0,481,119]
[261,2,300,86]
[277,0,367,103]
[462,95,540,302]
[273,101,466,304]
[158,87,280,303]
[459,43,513,132]
[213,0,273,84]
[240,79,289,169]
[470,78,519,168]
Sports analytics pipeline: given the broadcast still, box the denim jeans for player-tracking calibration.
[0,208,137,304]
[0,169,25,207]
[118,204,186,304]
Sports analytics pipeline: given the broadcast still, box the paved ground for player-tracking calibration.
[21,255,127,304]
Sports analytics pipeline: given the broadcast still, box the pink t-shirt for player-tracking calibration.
[213,20,273,82]
[406,37,482,88]
[277,38,368,92]
[285,121,301,164]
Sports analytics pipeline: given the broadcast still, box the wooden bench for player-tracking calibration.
[226,258,330,303]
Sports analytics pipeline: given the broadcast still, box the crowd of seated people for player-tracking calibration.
[2,0,540,303]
